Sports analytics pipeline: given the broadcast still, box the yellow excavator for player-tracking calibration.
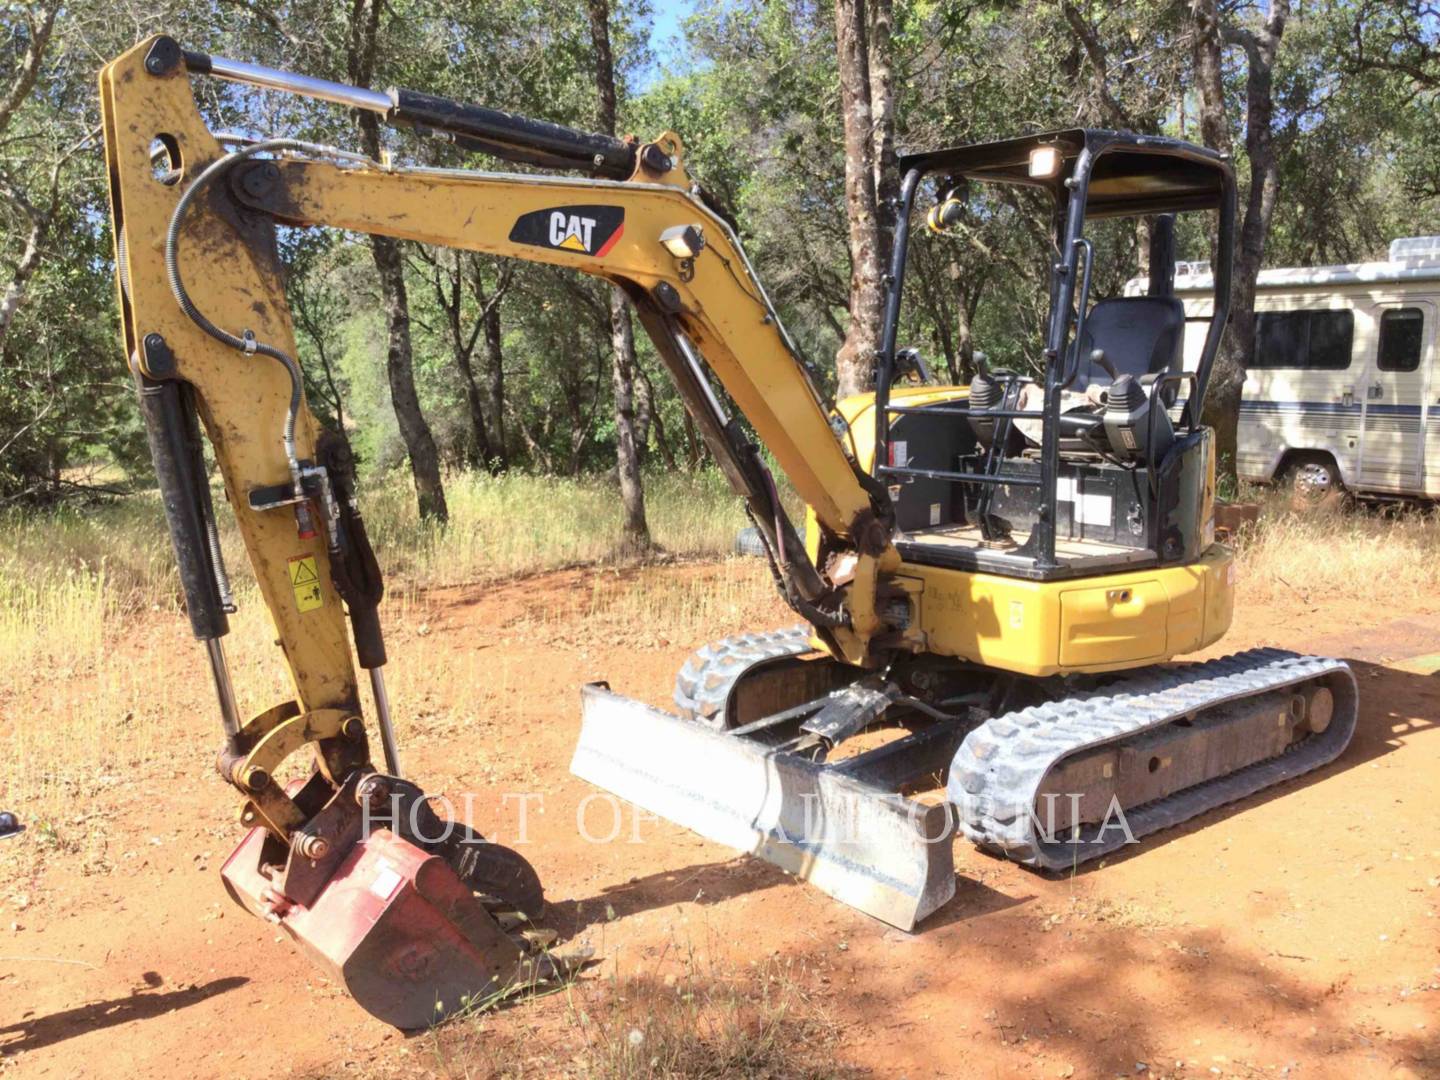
[100,36,1358,1028]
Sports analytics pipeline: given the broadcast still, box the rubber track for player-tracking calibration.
[948,648,1358,871]
[672,626,814,729]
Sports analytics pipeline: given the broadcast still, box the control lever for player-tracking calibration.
[1090,348,1119,383]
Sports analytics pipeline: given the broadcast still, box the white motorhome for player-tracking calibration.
[1147,237,1440,501]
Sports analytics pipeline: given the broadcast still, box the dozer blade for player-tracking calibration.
[571,682,957,931]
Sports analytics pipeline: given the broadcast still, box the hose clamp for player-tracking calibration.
[241,329,258,354]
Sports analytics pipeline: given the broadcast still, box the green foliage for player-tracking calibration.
[2,0,1438,504]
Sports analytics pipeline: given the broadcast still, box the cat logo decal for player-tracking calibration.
[509,205,624,257]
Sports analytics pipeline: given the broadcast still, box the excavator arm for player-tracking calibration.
[98,36,895,1024]
[247,154,895,610]
[104,37,894,667]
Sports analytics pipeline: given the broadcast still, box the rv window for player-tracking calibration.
[1308,311,1354,369]
[1252,310,1354,370]
[1378,308,1425,373]
[1254,312,1307,368]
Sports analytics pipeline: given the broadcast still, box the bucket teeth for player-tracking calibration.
[491,908,529,931]
[519,926,560,949]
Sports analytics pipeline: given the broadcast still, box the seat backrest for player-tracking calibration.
[1074,296,1185,392]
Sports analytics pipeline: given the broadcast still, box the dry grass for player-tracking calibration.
[1232,491,1440,608]
[366,470,752,587]
[3,469,1438,826]
[408,949,858,1080]
[0,470,758,821]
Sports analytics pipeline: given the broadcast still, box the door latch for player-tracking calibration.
[1341,389,1354,407]
[1368,382,1384,400]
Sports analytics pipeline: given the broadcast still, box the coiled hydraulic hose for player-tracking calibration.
[164,138,373,502]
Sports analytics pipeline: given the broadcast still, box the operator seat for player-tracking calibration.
[1055,295,1185,452]
[1074,296,1185,396]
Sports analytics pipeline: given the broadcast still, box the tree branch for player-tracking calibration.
[216,0,304,52]
[0,2,58,139]
[1060,1,1135,129]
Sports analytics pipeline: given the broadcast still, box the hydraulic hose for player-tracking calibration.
[164,138,372,500]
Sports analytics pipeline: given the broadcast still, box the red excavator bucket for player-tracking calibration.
[222,824,534,1028]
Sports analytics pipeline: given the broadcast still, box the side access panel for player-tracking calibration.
[910,545,1234,677]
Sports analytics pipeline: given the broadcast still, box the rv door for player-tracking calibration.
[1358,301,1433,496]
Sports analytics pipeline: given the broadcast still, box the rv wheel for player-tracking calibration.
[1283,455,1345,511]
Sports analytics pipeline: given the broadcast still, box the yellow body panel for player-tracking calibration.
[835,384,967,470]
[898,545,1233,676]
[100,47,358,720]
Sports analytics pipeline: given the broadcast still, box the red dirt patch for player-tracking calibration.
[2,559,1438,1078]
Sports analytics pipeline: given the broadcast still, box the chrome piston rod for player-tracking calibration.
[186,52,393,114]
[369,667,402,778]
[205,637,242,746]
[175,44,638,178]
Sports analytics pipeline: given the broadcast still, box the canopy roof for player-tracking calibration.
[899,129,1232,218]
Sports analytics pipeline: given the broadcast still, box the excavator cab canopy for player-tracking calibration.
[900,128,1232,218]
[873,129,1237,578]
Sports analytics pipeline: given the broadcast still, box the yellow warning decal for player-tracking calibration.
[288,554,324,613]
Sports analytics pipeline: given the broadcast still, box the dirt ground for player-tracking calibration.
[1,559,1438,1079]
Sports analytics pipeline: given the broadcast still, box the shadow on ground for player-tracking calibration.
[0,976,249,1055]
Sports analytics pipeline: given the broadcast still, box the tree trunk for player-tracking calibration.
[633,357,653,465]
[369,231,448,521]
[480,299,508,473]
[588,0,651,552]
[636,362,677,470]
[0,0,62,360]
[453,341,493,470]
[350,0,447,521]
[608,291,649,552]
[426,253,494,470]
[1190,0,1289,491]
[834,0,890,399]
[955,289,978,384]
[0,4,57,139]
[867,0,898,267]
[0,213,47,357]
